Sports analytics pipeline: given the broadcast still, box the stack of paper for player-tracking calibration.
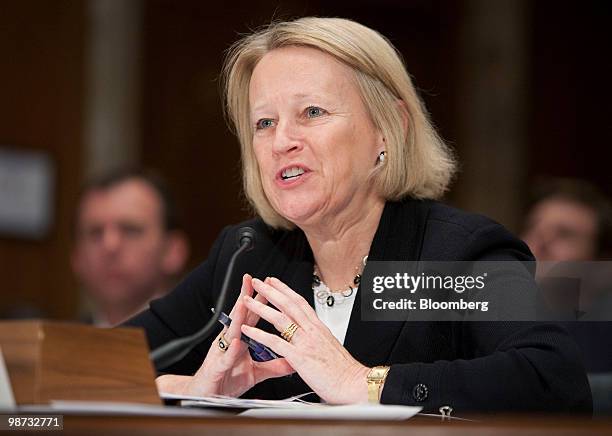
[240,404,422,420]
[160,392,422,420]
[161,392,316,409]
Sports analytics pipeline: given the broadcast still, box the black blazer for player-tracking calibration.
[126,199,592,414]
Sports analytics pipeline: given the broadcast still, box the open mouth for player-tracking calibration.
[280,166,306,181]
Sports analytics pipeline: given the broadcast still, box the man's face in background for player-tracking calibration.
[71,178,171,308]
[522,197,598,262]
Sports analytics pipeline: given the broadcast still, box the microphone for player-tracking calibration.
[150,226,256,371]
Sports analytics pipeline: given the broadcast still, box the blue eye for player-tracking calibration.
[306,106,325,118]
[256,119,275,130]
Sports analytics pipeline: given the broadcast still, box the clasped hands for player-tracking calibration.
[156,274,370,404]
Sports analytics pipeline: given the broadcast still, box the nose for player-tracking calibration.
[101,227,122,254]
[271,118,304,156]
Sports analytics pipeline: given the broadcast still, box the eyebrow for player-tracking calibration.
[250,93,330,116]
[292,92,322,100]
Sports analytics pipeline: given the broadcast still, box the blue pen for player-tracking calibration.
[214,309,280,362]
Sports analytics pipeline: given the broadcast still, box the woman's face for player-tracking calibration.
[249,46,383,228]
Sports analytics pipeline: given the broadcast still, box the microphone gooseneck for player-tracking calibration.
[150,227,255,371]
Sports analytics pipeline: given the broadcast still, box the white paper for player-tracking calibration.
[162,391,316,410]
[0,347,16,410]
[160,391,421,420]
[240,403,422,420]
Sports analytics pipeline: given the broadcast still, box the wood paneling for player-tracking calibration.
[528,1,612,197]
[0,1,85,319]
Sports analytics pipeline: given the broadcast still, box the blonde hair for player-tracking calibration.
[222,17,457,229]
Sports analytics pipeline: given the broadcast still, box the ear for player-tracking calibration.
[160,230,190,276]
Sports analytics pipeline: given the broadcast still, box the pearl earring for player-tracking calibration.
[377,150,386,164]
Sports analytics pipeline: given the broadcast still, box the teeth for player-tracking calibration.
[281,166,305,179]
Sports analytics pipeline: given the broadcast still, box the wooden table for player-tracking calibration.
[11,413,612,435]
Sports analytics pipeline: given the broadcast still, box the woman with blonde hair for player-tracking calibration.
[128,17,591,413]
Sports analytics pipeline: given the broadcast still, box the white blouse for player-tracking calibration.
[312,282,357,345]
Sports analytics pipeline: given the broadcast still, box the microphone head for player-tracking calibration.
[237,226,256,251]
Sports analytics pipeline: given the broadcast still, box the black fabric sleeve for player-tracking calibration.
[381,322,592,413]
[380,223,593,414]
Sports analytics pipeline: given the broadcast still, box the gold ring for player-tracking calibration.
[217,332,230,352]
[281,322,299,343]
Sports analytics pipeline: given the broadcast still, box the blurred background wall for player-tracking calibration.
[0,0,609,320]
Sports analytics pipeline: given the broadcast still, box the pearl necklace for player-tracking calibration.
[312,256,368,307]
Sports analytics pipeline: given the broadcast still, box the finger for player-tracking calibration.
[226,299,247,341]
[251,278,312,328]
[229,274,254,318]
[217,337,246,372]
[243,295,294,335]
[155,374,191,394]
[253,358,295,384]
[245,290,269,326]
[269,277,318,319]
[241,324,293,358]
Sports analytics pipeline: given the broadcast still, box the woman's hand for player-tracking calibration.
[156,274,294,397]
[240,277,371,404]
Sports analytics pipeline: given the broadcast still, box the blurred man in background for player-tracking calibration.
[521,178,612,415]
[72,168,189,326]
[522,178,612,261]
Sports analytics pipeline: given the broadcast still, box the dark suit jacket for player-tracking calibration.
[126,199,592,413]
